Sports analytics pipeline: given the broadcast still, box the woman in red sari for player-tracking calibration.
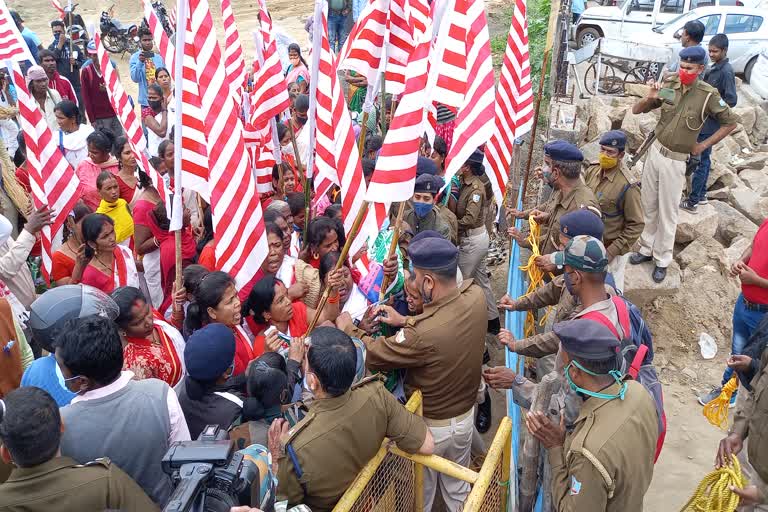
[51,203,92,285]
[112,286,186,387]
[70,213,139,294]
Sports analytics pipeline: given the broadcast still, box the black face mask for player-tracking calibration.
[148,99,163,112]
[295,115,308,126]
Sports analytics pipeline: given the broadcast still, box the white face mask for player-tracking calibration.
[0,215,12,246]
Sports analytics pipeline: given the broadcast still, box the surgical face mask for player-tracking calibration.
[678,68,698,86]
[564,271,576,296]
[148,99,163,112]
[598,153,619,169]
[302,372,314,398]
[563,360,626,401]
[412,201,432,219]
[56,362,84,394]
[542,165,555,186]
[295,115,308,126]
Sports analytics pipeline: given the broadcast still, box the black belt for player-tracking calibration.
[744,297,768,313]
[329,8,346,15]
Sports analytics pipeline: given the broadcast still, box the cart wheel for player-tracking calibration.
[624,65,652,85]
[584,62,618,95]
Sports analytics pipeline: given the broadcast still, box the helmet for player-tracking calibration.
[28,285,119,352]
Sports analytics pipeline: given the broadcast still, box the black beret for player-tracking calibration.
[466,148,485,166]
[416,156,438,176]
[679,46,707,65]
[554,319,621,360]
[414,174,445,195]
[598,130,627,151]
[559,209,605,241]
[544,140,583,162]
[409,236,458,270]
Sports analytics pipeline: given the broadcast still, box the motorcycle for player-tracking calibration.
[100,5,140,54]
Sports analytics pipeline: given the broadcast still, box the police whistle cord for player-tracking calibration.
[703,376,739,431]
[679,455,747,512]
[518,216,553,338]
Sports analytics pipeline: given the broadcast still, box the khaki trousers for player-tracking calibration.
[423,408,474,511]
[459,229,498,321]
[637,142,686,268]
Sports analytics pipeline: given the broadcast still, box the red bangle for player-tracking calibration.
[327,293,340,304]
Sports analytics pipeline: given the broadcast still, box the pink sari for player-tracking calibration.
[76,157,120,210]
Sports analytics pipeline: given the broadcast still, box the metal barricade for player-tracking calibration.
[332,391,512,512]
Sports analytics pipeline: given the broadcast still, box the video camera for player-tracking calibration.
[161,425,258,512]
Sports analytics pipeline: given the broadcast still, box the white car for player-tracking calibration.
[749,45,768,97]
[649,7,768,78]
[574,0,756,48]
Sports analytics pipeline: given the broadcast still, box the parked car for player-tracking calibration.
[749,45,768,97]
[573,0,758,48]
[650,7,768,79]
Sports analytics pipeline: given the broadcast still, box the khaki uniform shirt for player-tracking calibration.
[584,163,644,258]
[732,345,768,502]
[404,205,454,243]
[643,75,739,154]
[436,204,459,244]
[455,174,486,237]
[346,280,486,420]
[549,381,658,511]
[539,182,600,256]
[277,378,428,511]
[0,456,159,512]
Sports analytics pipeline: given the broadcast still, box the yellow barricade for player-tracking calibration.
[333,391,512,512]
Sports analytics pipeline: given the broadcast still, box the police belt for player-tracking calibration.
[652,140,688,162]
[424,406,474,427]
[460,226,487,238]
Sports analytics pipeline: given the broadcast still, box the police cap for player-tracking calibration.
[544,140,583,162]
[554,319,621,360]
[559,209,605,241]
[679,46,707,65]
[409,236,458,270]
[598,130,627,151]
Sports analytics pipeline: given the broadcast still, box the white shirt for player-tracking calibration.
[72,370,191,444]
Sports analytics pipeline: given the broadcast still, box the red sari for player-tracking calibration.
[123,312,185,386]
[80,246,138,293]
[233,325,255,377]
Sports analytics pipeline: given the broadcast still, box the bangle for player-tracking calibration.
[153,237,160,248]
[327,293,340,304]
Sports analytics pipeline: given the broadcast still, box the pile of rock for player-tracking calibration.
[569,80,768,381]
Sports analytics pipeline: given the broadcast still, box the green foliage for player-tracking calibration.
[527,0,552,92]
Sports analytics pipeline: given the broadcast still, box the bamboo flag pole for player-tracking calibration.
[357,111,369,157]
[170,0,188,292]
[68,0,74,73]
[305,202,371,334]
[379,72,387,135]
[378,201,406,301]
[520,0,561,202]
[302,0,324,246]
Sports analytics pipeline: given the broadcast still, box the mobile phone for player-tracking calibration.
[265,326,291,348]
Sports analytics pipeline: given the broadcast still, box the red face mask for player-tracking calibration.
[678,68,698,85]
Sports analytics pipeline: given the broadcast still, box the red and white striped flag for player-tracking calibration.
[220,0,246,93]
[51,0,65,18]
[185,0,267,288]
[337,0,388,85]
[365,12,431,203]
[94,32,169,210]
[0,1,35,63]
[441,0,496,188]
[168,4,177,30]
[249,37,290,132]
[11,64,80,282]
[143,0,175,72]
[313,3,384,255]
[484,0,533,207]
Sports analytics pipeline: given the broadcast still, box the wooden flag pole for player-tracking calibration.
[379,72,387,135]
[357,111,369,157]
[378,201,406,301]
[305,201,370,334]
[68,0,74,73]
[175,230,182,291]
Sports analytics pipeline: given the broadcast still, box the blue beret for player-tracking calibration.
[414,174,445,194]
[466,148,485,166]
[679,46,707,65]
[544,140,583,162]
[554,319,621,361]
[416,156,437,176]
[409,236,458,270]
[185,323,236,381]
[410,229,448,243]
[598,130,627,151]
[560,209,604,241]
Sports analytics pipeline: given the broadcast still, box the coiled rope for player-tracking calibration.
[518,216,553,338]
[703,376,739,431]
[679,454,747,512]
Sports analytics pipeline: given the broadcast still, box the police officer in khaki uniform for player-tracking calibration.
[509,141,600,265]
[453,148,499,333]
[526,319,658,511]
[629,46,738,283]
[404,173,455,243]
[274,326,433,512]
[584,130,644,289]
[337,236,487,511]
[0,387,159,512]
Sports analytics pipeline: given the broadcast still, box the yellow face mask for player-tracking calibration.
[599,153,619,169]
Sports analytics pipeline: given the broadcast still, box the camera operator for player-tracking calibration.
[56,315,191,507]
[271,326,434,511]
[0,387,158,511]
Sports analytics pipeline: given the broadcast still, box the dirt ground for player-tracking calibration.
[15,0,733,509]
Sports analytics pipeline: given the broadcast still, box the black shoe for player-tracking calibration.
[629,252,653,265]
[652,266,667,283]
[476,389,492,434]
[487,317,500,336]
[680,199,698,213]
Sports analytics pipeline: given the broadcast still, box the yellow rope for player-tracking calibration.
[679,455,747,512]
[518,216,553,337]
[703,376,739,431]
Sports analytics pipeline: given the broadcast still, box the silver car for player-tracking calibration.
[651,6,768,81]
